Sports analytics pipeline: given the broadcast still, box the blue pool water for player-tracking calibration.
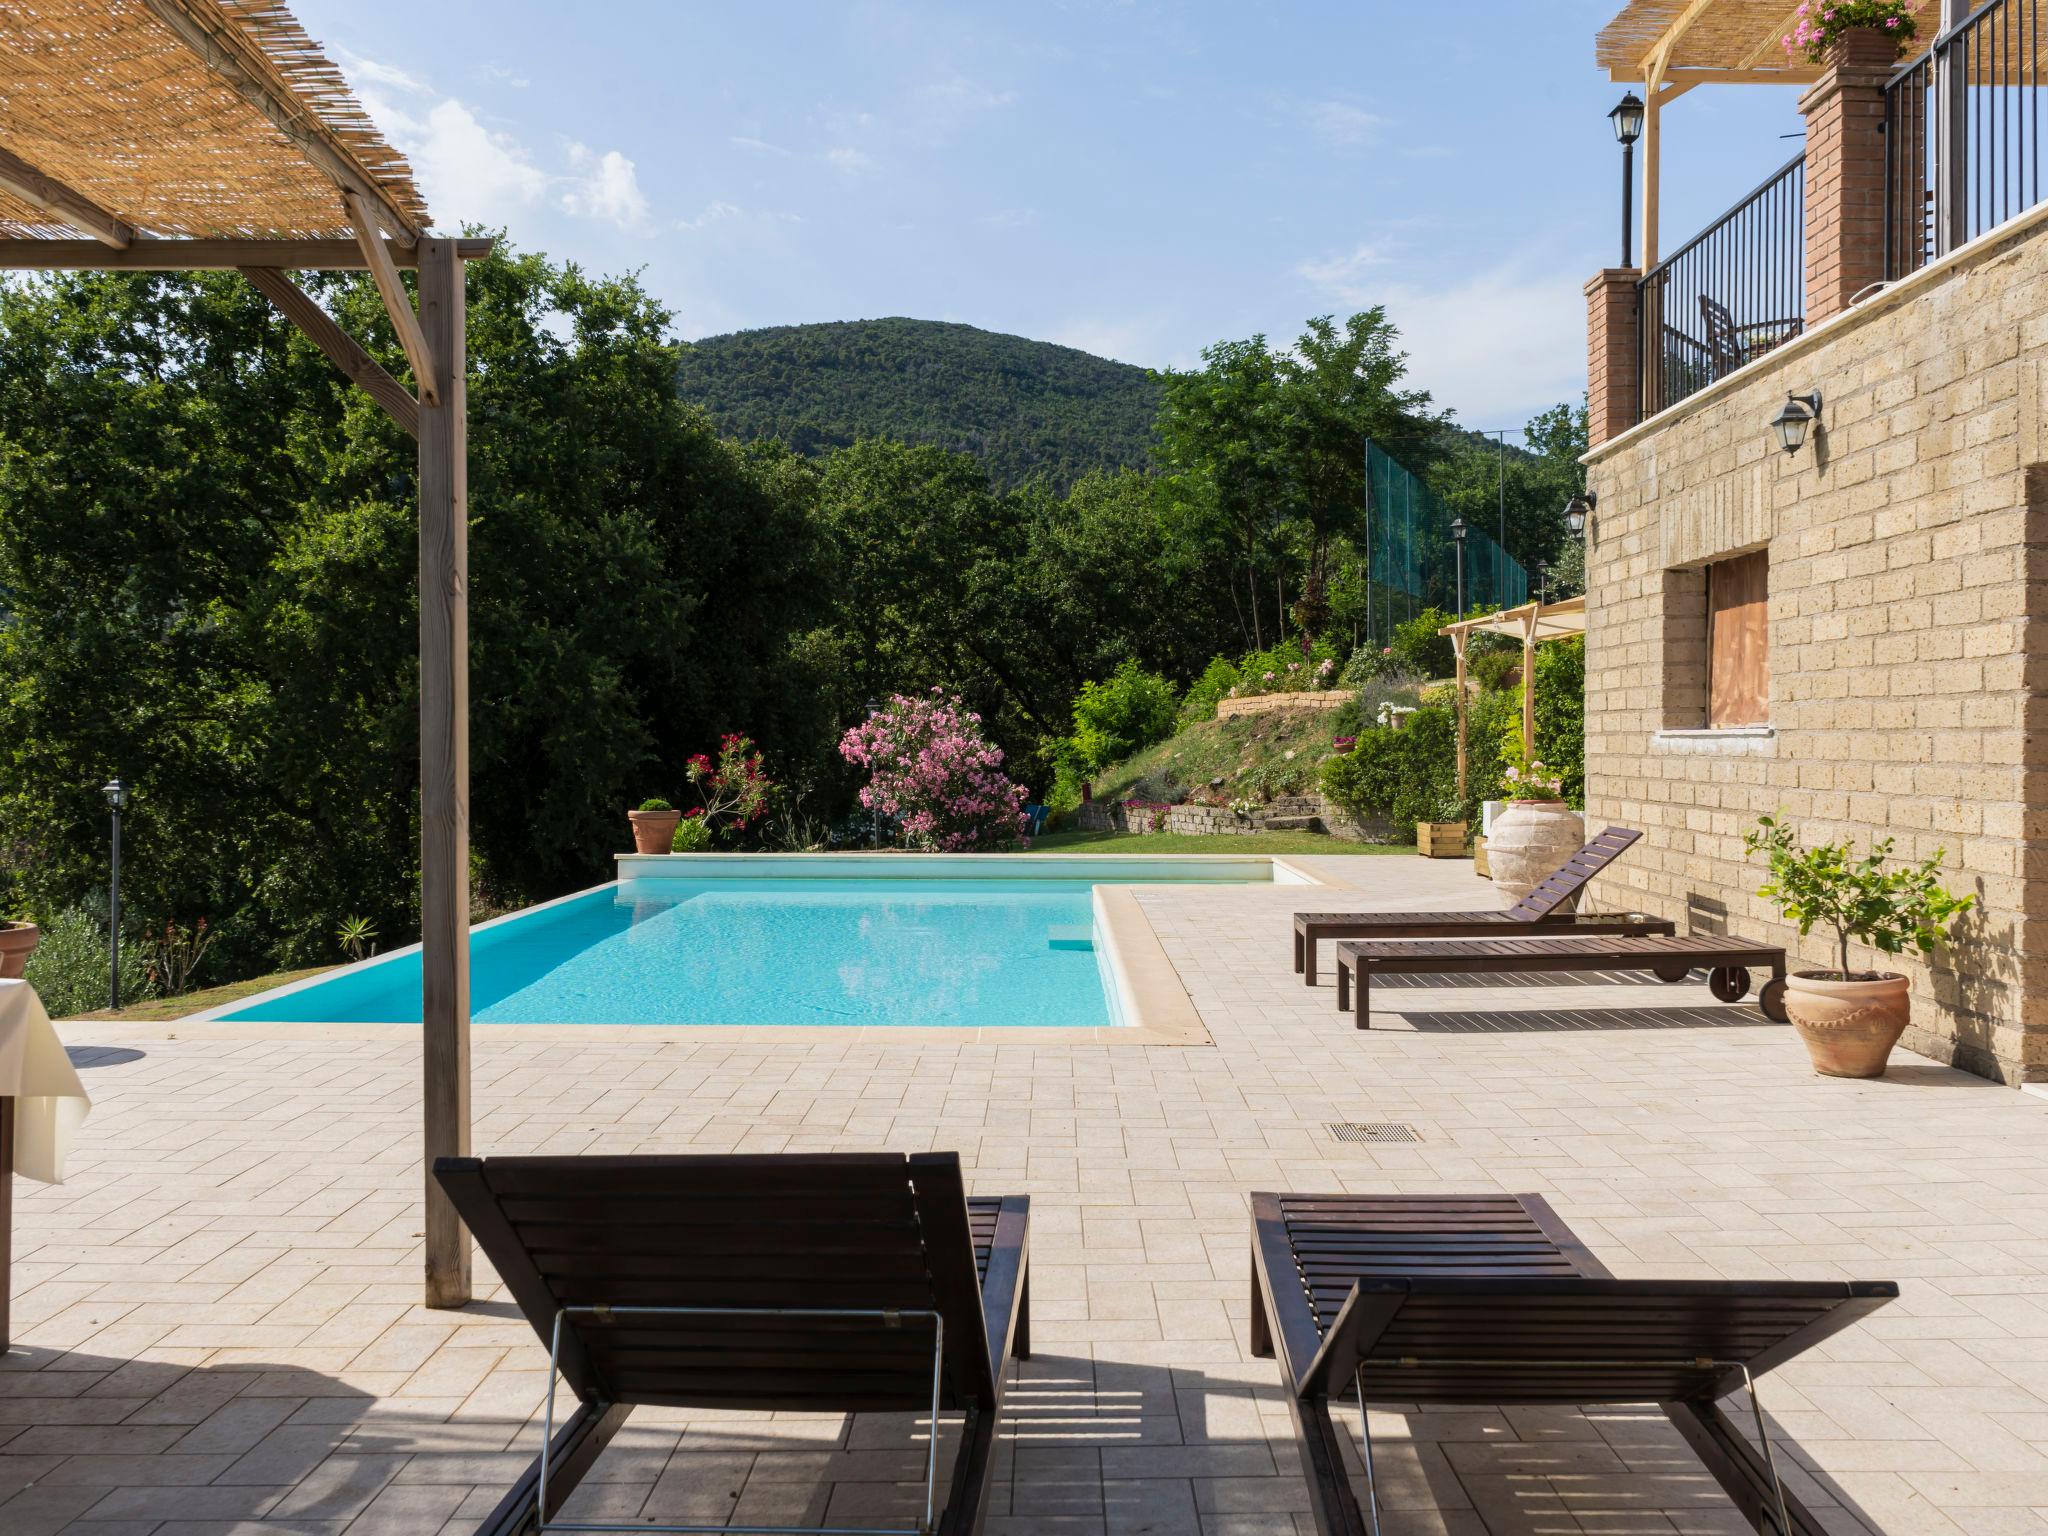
[221,876,1219,1027]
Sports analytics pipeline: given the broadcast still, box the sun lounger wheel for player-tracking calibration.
[1652,959,1692,983]
[1758,977,1790,1023]
[1708,965,1750,1002]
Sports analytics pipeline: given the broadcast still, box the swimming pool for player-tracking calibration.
[215,857,1291,1028]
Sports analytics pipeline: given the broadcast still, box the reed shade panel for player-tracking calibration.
[0,0,426,239]
[1596,0,1939,81]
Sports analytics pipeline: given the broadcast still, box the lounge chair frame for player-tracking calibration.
[436,1152,1029,1536]
[1292,827,1672,987]
[534,1303,947,1536]
[1332,932,1790,1027]
[1249,1192,1896,1536]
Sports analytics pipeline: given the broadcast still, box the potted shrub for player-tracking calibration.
[1743,815,1974,1078]
[1487,759,1584,903]
[628,797,682,854]
[0,917,40,979]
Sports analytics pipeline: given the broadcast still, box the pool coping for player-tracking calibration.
[174,854,1334,1046]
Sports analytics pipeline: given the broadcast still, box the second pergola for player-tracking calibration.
[1437,596,1588,799]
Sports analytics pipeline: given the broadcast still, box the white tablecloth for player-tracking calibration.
[0,980,90,1183]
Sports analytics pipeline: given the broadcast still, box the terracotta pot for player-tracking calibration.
[0,920,39,980]
[1486,800,1586,904]
[627,808,683,854]
[1783,971,1911,1078]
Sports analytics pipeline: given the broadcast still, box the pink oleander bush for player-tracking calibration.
[1783,0,1920,63]
[839,689,1031,851]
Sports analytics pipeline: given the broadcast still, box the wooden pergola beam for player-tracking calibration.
[346,192,439,408]
[139,0,423,246]
[0,146,133,248]
[240,267,419,437]
[0,238,491,270]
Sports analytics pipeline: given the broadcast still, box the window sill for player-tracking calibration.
[1652,725,1775,754]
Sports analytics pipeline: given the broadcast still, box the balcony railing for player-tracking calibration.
[1636,153,1807,421]
[1886,0,2048,279]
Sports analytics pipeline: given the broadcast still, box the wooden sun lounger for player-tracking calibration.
[1333,932,1789,1028]
[435,1152,1029,1536]
[1250,1192,1896,1536]
[1293,827,1671,986]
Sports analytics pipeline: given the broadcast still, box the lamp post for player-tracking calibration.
[1534,559,1550,606]
[1610,92,1646,267]
[1449,517,1468,621]
[102,777,128,1010]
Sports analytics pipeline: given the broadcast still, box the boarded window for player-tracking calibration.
[1707,551,1768,726]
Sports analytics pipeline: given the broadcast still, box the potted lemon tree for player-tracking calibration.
[1743,815,1974,1077]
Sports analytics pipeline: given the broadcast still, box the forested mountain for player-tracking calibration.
[674,318,1163,489]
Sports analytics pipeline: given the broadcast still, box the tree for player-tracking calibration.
[0,242,836,973]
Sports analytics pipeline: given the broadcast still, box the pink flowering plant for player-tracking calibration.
[684,733,773,835]
[1783,0,1920,63]
[839,689,1031,851]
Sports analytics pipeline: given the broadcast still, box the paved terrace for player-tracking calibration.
[7,855,2048,1535]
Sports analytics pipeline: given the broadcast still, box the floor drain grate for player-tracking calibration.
[1327,1122,1420,1144]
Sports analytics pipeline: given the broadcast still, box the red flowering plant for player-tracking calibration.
[839,689,1031,851]
[683,733,773,841]
[1783,0,1920,63]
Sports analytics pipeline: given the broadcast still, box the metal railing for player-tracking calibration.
[1636,153,1806,421]
[1887,0,2048,279]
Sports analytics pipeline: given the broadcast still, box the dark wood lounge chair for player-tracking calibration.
[435,1151,1029,1536]
[1250,1192,1896,1536]
[1294,827,1672,986]
[1333,932,1789,1028]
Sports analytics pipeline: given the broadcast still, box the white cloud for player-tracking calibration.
[730,135,793,156]
[562,144,649,229]
[479,61,530,89]
[1295,240,1393,290]
[348,52,650,232]
[675,202,803,232]
[979,208,1037,229]
[1345,263,1587,425]
[1307,100,1381,147]
[826,146,876,174]
[1046,315,1183,369]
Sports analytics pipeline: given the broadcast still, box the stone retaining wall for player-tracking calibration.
[1073,793,1396,843]
[1214,689,1351,718]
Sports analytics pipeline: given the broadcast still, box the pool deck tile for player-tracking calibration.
[7,854,2048,1534]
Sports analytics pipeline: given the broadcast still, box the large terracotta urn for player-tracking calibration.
[1783,972,1912,1078]
[0,920,40,979]
[1486,800,1585,903]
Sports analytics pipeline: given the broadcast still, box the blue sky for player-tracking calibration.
[296,0,1809,430]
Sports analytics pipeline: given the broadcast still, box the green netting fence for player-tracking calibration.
[1366,439,1527,638]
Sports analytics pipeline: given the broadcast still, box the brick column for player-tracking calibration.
[1801,27,1896,325]
[1585,267,1640,447]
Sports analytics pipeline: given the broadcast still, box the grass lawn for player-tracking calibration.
[68,965,333,1023]
[1026,828,1412,856]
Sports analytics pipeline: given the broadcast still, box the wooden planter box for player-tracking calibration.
[1416,821,1469,859]
[1473,834,1490,878]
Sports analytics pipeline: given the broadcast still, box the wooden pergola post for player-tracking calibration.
[1521,602,1540,761]
[417,238,472,1308]
[1452,630,1469,801]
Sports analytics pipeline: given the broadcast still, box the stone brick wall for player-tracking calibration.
[1072,794,1396,843]
[1214,689,1351,719]
[1582,209,2048,1084]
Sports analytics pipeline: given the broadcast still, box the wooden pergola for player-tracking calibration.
[2,0,486,1307]
[1438,597,1587,799]
[1595,0,1942,267]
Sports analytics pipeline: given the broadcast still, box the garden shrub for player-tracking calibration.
[840,689,1030,850]
[1387,608,1455,679]
[1532,635,1584,805]
[1069,660,1179,774]
[670,813,714,852]
[24,907,153,1019]
[1175,656,1240,729]
[1231,639,1342,698]
[1469,649,1518,693]
[636,797,674,812]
